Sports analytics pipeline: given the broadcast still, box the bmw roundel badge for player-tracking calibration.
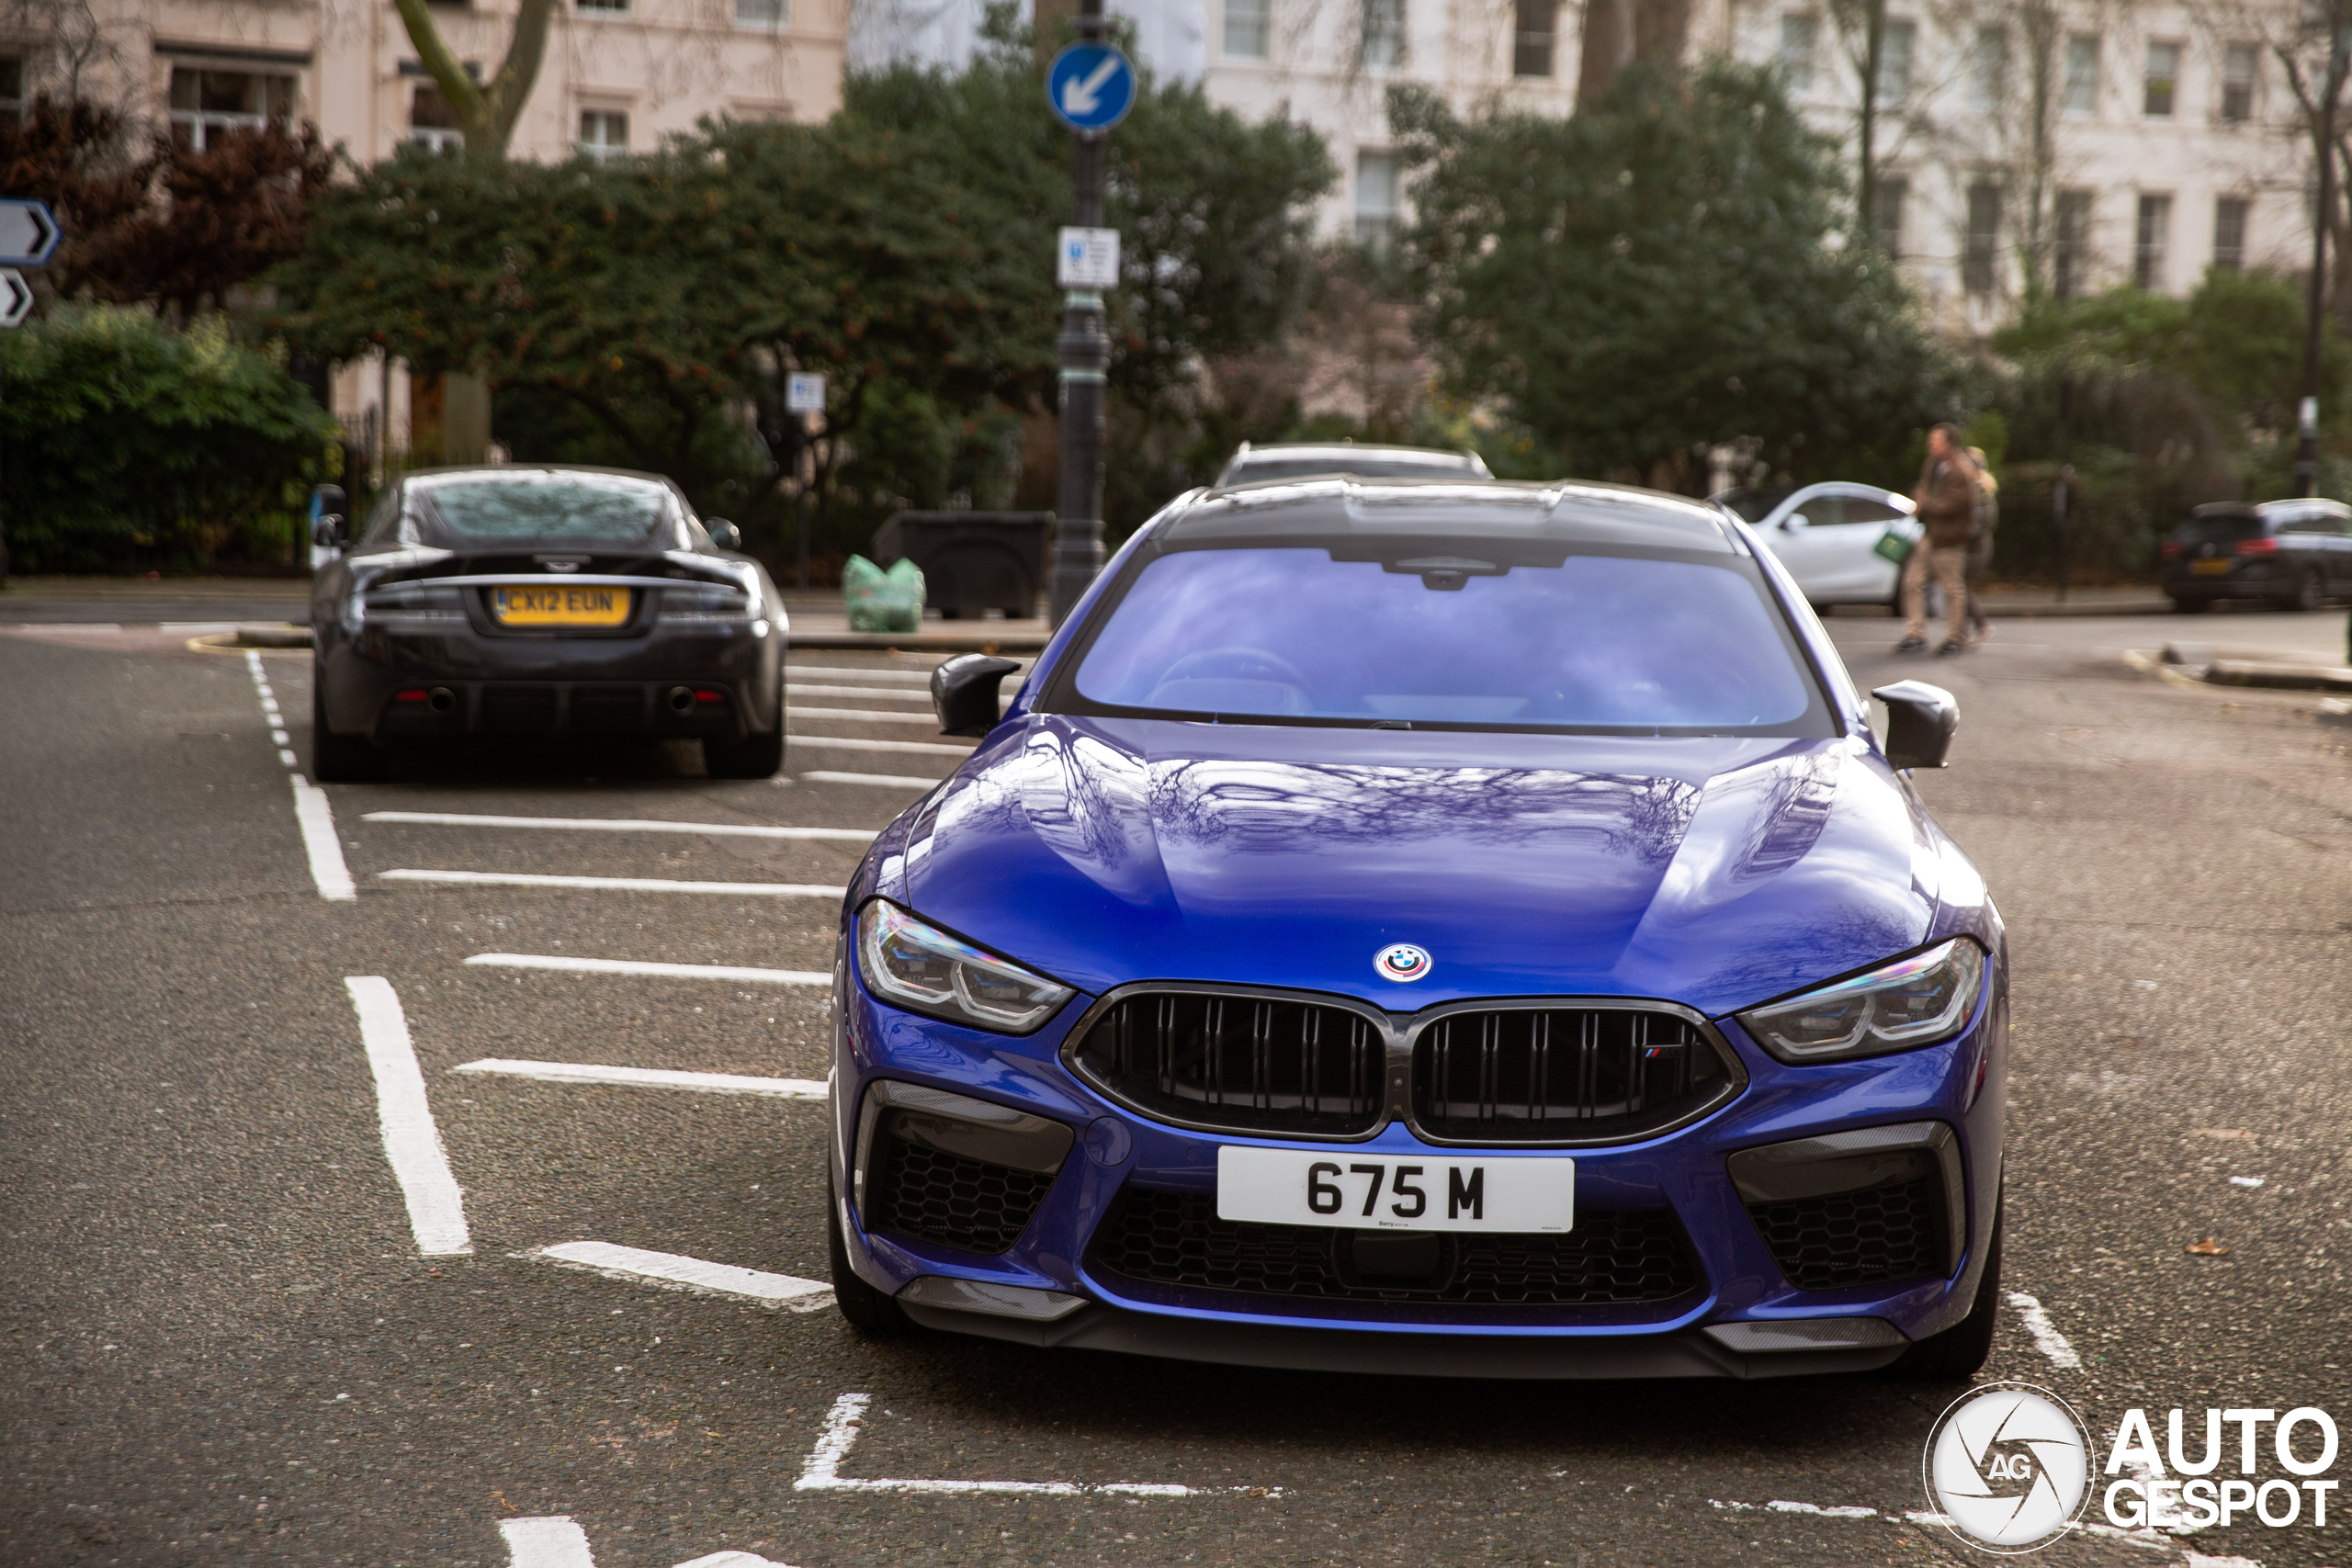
[1374,943,1433,983]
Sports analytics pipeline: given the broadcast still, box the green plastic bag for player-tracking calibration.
[842,554,925,633]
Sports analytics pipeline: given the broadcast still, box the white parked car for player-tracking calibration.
[1716,482,1925,611]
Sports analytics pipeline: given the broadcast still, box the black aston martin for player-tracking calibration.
[309,466,786,780]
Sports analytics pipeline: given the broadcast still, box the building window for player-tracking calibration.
[167,68,296,149]
[735,0,786,27]
[578,108,628,161]
[2222,42,2256,121]
[2054,189,2092,299]
[2134,193,2171,290]
[410,84,464,152]
[2213,197,2249,271]
[1971,26,2008,109]
[2143,39,2179,117]
[1223,0,1270,59]
[1875,17,1916,101]
[1964,181,2002,294]
[577,0,628,13]
[1512,0,1556,77]
[1360,0,1405,67]
[1354,149,1398,250]
[2064,34,2099,115]
[0,56,22,119]
[1779,14,1817,92]
[1871,175,1907,259]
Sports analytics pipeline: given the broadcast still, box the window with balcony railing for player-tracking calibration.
[579,108,629,161]
[168,67,295,149]
[410,84,464,153]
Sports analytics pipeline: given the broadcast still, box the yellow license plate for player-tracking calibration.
[2190,558,2233,576]
[492,585,631,626]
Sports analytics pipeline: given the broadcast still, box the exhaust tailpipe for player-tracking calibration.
[427,687,457,714]
[665,685,696,715]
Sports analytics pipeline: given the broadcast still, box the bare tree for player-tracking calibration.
[392,0,558,163]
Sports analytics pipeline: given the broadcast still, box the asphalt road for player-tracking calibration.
[2,610,2346,1568]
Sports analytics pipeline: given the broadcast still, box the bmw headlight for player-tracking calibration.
[1736,939,1986,1064]
[855,899,1074,1033]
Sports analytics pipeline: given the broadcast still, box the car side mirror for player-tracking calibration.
[1782,513,1809,531]
[1871,680,1958,770]
[707,518,742,552]
[315,484,346,513]
[932,653,1022,738]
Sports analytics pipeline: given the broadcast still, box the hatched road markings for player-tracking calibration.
[453,1057,827,1098]
[378,870,847,897]
[535,1242,832,1310]
[362,810,877,842]
[795,1393,1279,1498]
[464,953,831,985]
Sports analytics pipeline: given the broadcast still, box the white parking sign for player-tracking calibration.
[786,372,826,413]
[1057,227,1120,289]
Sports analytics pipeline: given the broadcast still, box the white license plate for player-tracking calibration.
[1216,1145,1575,1233]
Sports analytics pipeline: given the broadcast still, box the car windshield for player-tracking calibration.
[418,473,672,541]
[1067,545,1822,732]
[1227,457,1478,484]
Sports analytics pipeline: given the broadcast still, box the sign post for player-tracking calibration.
[0,198,60,583]
[786,372,826,592]
[1045,17,1135,627]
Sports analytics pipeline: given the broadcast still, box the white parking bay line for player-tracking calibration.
[784,683,934,702]
[797,1393,1270,1497]
[787,735,974,757]
[499,1516,596,1568]
[290,777,357,900]
[464,953,831,985]
[786,663,942,682]
[345,977,471,1256]
[454,1057,828,1098]
[378,870,846,897]
[2005,1292,2084,1370]
[363,810,876,842]
[801,770,942,789]
[787,706,943,725]
[537,1241,833,1310]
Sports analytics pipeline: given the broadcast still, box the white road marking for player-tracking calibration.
[784,682,934,702]
[786,734,974,757]
[673,1552,797,1568]
[242,650,356,899]
[454,1057,828,1098]
[463,953,831,985]
[362,810,876,842]
[537,1242,833,1310]
[499,1515,597,1568]
[796,1393,1270,1497]
[278,748,300,768]
[378,870,846,897]
[786,663,942,683]
[801,770,942,789]
[788,705,944,725]
[1711,1500,2180,1554]
[2004,1291,2083,1370]
[161,621,237,632]
[345,977,470,1256]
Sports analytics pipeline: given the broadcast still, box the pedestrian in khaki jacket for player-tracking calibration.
[1898,424,1980,655]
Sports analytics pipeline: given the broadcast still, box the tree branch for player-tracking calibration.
[389,0,487,130]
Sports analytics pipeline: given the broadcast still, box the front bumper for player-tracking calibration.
[826,960,2009,1379]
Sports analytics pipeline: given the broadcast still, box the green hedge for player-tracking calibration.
[1,307,339,573]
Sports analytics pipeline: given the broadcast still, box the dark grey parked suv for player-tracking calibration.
[310,467,786,780]
[2161,499,2352,613]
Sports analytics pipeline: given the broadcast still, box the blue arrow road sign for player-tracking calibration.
[0,198,60,267]
[1046,42,1135,132]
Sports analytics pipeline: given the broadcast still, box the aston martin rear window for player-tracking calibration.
[418,474,671,540]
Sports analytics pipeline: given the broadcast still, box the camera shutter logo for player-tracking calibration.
[1374,943,1432,982]
[1923,1382,2093,1552]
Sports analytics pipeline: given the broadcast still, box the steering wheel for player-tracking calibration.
[1157,646,1311,689]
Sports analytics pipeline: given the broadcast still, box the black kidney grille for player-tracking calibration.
[865,1110,1056,1256]
[1745,1175,1943,1291]
[1071,993,1384,1136]
[1091,1189,1702,1307]
[1412,1008,1734,1143]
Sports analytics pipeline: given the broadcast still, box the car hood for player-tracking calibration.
[901,716,1937,1019]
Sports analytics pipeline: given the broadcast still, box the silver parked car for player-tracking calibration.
[1216,442,1493,487]
[1716,481,1925,610]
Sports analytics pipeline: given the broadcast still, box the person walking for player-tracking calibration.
[1962,444,1999,646]
[1896,423,1980,655]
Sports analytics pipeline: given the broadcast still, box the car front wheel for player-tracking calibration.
[827,1174,907,1337]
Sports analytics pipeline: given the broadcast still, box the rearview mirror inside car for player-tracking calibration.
[932,653,1023,738]
[1871,680,1958,770]
[707,518,742,551]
